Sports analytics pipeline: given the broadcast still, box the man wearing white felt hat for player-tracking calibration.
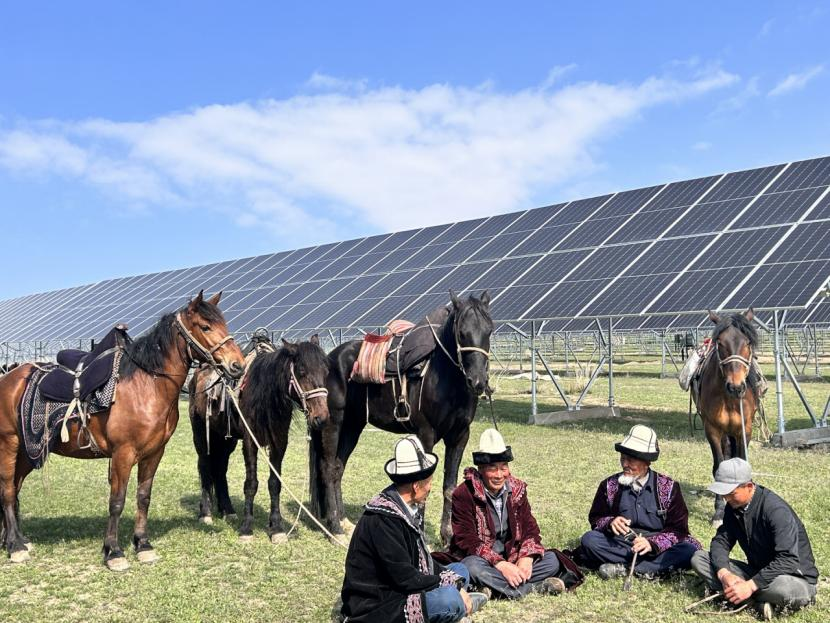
[577,425,701,580]
[435,429,583,599]
[340,435,487,623]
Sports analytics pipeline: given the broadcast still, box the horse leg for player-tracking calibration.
[196,451,216,524]
[14,452,33,552]
[213,438,238,519]
[0,438,28,562]
[266,424,290,544]
[705,426,726,527]
[132,448,164,564]
[103,448,135,571]
[333,415,366,536]
[439,426,470,546]
[239,434,258,541]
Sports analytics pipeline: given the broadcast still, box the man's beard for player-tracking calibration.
[618,474,636,487]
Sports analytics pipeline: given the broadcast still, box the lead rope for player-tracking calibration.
[739,395,749,462]
[219,379,347,548]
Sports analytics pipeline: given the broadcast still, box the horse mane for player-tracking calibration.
[243,341,329,432]
[119,298,224,379]
[711,312,759,348]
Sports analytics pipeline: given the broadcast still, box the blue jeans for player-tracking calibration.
[461,551,560,599]
[424,562,470,623]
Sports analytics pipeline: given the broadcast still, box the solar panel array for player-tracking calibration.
[1,156,829,343]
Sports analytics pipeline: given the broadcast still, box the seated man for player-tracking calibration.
[340,435,487,623]
[579,425,700,579]
[691,458,818,619]
[441,429,574,599]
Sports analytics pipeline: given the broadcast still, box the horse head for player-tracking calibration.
[182,290,245,379]
[449,290,494,395]
[281,334,330,430]
[708,308,757,398]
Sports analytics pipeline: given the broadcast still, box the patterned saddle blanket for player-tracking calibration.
[19,364,119,468]
[39,325,128,403]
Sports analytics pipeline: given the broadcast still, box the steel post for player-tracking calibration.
[530,320,537,422]
[608,318,615,408]
[773,311,786,434]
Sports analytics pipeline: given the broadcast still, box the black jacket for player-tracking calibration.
[710,485,818,589]
[341,486,462,623]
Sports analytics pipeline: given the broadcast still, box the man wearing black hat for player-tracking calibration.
[437,429,577,599]
[340,435,487,623]
[578,425,701,579]
[691,458,818,619]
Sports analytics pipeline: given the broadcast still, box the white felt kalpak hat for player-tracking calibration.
[615,425,660,462]
[384,435,439,485]
[472,428,514,465]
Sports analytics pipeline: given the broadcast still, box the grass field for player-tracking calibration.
[1,368,828,622]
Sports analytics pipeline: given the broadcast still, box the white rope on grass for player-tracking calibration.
[221,380,348,549]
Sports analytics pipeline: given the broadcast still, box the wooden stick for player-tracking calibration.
[622,537,640,592]
[684,591,724,612]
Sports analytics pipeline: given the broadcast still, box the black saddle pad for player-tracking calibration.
[384,306,449,378]
[39,326,128,403]
[19,366,117,468]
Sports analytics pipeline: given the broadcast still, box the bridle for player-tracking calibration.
[174,312,237,373]
[427,308,491,377]
[288,361,328,416]
[714,332,753,395]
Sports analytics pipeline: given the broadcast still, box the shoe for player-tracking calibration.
[475,586,492,600]
[598,563,627,580]
[467,591,488,615]
[760,601,773,621]
[535,576,566,595]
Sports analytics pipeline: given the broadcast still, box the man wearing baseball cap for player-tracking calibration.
[578,425,701,579]
[691,458,818,619]
[340,435,488,623]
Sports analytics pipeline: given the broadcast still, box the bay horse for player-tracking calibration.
[0,291,245,569]
[309,291,493,544]
[697,308,759,526]
[189,336,330,543]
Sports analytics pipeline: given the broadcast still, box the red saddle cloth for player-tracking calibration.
[351,319,416,384]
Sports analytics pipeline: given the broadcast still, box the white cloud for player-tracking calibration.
[714,76,760,113]
[0,68,738,239]
[768,65,824,96]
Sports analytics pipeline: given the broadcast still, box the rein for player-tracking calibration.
[713,339,753,460]
[287,362,328,415]
[425,311,491,377]
[174,312,236,371]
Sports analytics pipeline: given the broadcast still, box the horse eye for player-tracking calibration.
[297,366,306,376]
[201,324,211,332]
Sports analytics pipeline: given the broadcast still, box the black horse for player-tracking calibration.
[309,291,493,544]
[188,336,330,542]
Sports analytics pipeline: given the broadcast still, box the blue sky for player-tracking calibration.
[1,2,828,301]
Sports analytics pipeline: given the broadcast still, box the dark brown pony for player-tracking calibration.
[698,308,758,526]
[0,291,245,569]
[188,335,330,543]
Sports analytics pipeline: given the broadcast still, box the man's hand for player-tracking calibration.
[717,569,743,590]
[516,556,534,582]
[459,588,472,615]
[723,579,757,604]
[496,560,525,588]
[610,516,632,535]
[631,536,653,556]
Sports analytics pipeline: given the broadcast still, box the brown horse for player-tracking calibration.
[697,308,759,526]
[0,291,245,569]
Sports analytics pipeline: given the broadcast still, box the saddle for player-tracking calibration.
[351,320,417,384]
[39,325,130,403]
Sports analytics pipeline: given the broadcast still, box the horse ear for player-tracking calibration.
[744,307,754,322]
[281,338,298,353]
[189,290,205,312]
[449,290,461,308]
[207,291,222,306]
[708,309,720,324]
[309,333,320,346]
[480,290,491,307]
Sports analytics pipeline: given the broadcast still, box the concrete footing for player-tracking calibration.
[533,406,620,425]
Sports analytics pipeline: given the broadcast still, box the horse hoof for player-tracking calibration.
[106,556,130,572]
[239,534,254,543]
[340,519,356,536]
[224,513,237,522]
[270,532,289,545]
[10,549,30,564]
[137,549,160,564]
[199,516,214,525]
[23,540,33,552]
[329,533,351,547]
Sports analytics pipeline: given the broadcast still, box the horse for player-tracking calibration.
[188,335,330,543]
[0,291,245,569]
[697,308,759,526]
[309,291,493,544]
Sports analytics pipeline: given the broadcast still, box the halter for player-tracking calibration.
[715,340,753,373]
[288,361,328,415]
[426,309,491,377]
[175,312,237,371]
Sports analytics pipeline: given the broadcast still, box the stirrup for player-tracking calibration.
[394,397,411,422]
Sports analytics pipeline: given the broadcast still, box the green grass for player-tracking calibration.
[1,373,828,622]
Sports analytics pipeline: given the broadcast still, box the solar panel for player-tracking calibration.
[2,156,830,346]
